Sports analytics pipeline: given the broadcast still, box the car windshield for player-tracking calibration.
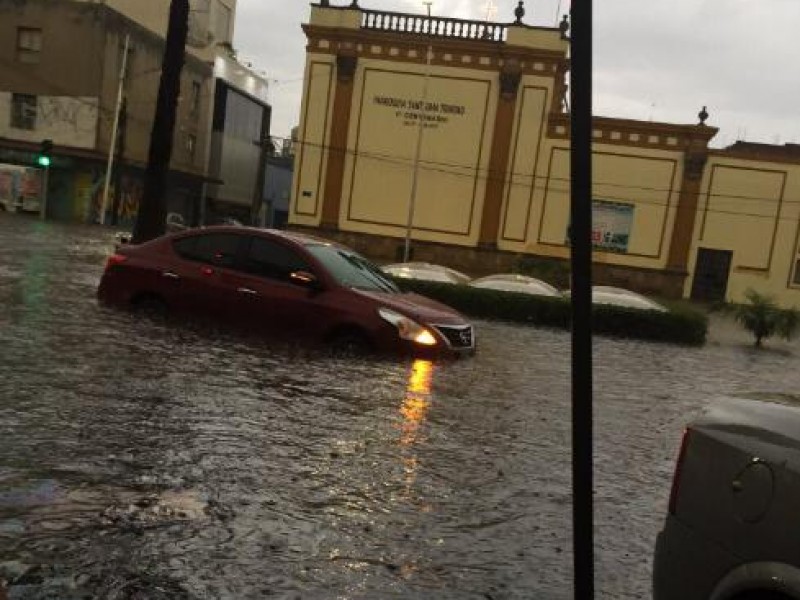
[307,244,399,293]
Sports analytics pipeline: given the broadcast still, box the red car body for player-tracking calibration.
[97,227,475,357]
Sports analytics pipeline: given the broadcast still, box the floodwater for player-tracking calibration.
[1,212,798,599]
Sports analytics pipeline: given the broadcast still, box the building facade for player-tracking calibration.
[205,49,271,224]
[289,2,800,308]
[0,0,217,224]
[0,0,270,228]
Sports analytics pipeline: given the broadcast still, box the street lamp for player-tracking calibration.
[402,1,433,263]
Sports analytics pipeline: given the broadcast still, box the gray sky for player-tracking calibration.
[234,0,800,149]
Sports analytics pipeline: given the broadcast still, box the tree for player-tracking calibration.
[734,289,800,347]
[132,0,189,244]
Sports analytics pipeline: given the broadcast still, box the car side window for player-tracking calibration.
[241,237,311,284]
[173,234,240,268]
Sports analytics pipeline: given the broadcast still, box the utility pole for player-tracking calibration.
[100,33,130,225]
[251,109,272,227]
[133,0,189,244]
[402,1,433,263]
[569,2,595,599]
[110,97,127,226]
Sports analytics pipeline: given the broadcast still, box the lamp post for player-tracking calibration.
[100,33,130,225]
[402,1,433,263]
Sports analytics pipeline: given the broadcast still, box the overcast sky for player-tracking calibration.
[234,0,800,149]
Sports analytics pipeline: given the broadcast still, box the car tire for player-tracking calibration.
[132,294,168,320]
[328,329,372,357]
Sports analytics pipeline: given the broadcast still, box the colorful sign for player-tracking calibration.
[591,200,634,253]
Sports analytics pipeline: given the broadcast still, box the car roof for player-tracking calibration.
[176,226,343,248]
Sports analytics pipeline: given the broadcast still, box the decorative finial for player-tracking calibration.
[350,0,359,6]
[559,14,569,39]
[514,0,525,24]
[319,0,329,5]
[698,105,709,126]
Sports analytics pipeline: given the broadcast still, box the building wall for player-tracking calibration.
[81,0,237,60]
[291,53,334,227]
[337,60,498,247]
[96,19,213,175]
[0,93,98,148]
[685,154,800,307]
[0,1,106,97]
[289,5,800,307]
[509,140,685,272]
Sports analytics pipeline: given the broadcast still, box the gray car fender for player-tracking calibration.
[711,562,800,600]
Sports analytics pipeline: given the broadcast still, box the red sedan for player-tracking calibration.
[97,227,475,357]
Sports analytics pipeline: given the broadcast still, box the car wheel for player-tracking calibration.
[132,294,168,320]
[328,329,372,357]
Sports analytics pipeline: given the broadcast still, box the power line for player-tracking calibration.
[275,135,800,219]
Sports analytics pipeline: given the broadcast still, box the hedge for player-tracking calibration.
[392,278,708,346]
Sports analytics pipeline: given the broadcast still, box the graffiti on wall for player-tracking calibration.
[74,170,143,224]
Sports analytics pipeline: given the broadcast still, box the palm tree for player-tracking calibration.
[734,289,800,347]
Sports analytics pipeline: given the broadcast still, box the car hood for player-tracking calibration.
[354,289,468,325]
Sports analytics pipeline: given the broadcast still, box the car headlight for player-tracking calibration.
[378,307,437,346]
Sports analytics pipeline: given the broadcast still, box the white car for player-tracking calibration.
[381,262,470,285]
[469,274,561,298]
[565,286,667,312]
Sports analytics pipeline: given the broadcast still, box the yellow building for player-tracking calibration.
[289,2,800,308]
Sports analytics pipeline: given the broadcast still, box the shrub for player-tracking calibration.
[393,278,708,346]
[733,289,800,347]
[511,255,571,289]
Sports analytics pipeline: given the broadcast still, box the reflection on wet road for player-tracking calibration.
[2,213,799,599]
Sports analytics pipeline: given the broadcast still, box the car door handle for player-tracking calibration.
[237,287,257,295]
[162,271,180,280]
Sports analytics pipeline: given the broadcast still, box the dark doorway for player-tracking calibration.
[691,248,732,302]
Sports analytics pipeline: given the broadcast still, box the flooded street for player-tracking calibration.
[1,212,799,599]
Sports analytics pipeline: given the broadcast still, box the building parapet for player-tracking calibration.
[361,9,507,43]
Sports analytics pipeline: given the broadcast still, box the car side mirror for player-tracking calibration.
[290,270,322,292]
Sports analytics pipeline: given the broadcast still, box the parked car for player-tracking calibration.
[469,274,561,298]
[381,262,471,285]
[654,396,800,600]
[564,285,667,312]
[97,227,475,357]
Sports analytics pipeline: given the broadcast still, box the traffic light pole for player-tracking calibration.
[39,164,49,220]
[99,33,130,225]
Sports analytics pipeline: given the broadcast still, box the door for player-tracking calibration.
[166,232,243,318]
[691,248,733,302]
[219,235,323,338]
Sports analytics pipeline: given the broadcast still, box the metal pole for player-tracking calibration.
[570,1,595,598]
[39,165,49,220]
[99,33,130,225]
[402,1,433,263]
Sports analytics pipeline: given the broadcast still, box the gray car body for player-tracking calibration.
[654,396,800,600]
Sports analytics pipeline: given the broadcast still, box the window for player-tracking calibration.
[306,244,398,292]
[10,94,37,130]
[793,259,800,285]
[17,27,42,64]
[190,81,201,114]
[240,237,311,283]
[173,233,240,267]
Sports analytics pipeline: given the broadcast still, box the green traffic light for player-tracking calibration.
[37,156,51,167]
